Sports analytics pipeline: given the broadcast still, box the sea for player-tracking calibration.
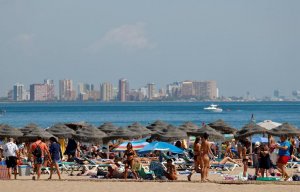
[0,101,300,129]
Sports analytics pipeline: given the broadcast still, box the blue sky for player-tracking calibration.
[0,0,299,97]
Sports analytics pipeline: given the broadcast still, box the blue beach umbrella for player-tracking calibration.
[138,141,184,154]
[251,136,268,144]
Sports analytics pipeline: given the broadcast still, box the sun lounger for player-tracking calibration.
[210,163,238,171]
[287,161,300,169]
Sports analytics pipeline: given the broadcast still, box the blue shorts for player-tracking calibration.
[34,157,44,165]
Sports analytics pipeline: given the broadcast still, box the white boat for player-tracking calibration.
[203,104,223,112]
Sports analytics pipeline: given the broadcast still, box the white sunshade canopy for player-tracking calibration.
[257,120,282,130]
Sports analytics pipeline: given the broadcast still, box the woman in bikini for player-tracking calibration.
[241,139,251,177]
[187,137,201,181]
[200,133,214,182]
[123,142,138,180]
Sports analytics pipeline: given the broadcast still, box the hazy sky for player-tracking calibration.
[0,0,299,97]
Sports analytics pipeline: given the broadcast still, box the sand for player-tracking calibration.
[1,180,300,192]
[1,166,299,192]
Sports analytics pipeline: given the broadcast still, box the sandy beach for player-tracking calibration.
[1,180,299,192]
[1,166,300,192]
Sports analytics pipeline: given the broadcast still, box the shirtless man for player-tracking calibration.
[200,133,214,182]
[187,137,201,181]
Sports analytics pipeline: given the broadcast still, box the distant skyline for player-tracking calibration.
[0,1,299,97]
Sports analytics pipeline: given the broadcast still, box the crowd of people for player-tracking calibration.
[0,134,300,181]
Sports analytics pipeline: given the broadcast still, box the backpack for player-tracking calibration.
[32,142,42,158]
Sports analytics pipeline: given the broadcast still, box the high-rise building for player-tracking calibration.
[30,84,48,101]
[100,82,113,101]
[44,79,55,100]
[118,78,129,102]
[192,80,217,99]
[147,83,155,100]
[166,82,181,97]
[59,79,76,101]
[13,83,26,101]
[181,81,194,97]
[274,90,280,98]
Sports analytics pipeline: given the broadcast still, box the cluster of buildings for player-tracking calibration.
[7,79,218,102]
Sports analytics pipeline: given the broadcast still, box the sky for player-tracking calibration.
[0,0,299,97]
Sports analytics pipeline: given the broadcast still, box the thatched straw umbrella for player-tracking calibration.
[146,120,169,133]
[46,123,75,139]
[65,121,89,131]
[98,122,118,134]
[74,125,107,143]
[20,123,39,135]
[128,122,152,138]
[208,119,237,134]
[267,122,300,137]
[21,126,55,142]
[151,125,188,142]
[178,122,199,133]
[0,124,23,139]
[187,124,224,141]
[104,127,139,142]
[235,122,267,140]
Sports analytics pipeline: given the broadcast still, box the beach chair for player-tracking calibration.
[137,166,155,180]
[210,163,238,171]
[287,161,300,169]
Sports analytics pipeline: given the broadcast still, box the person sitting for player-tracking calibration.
[164,159,177,180]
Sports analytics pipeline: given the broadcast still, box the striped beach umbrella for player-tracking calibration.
[114,140,149,151]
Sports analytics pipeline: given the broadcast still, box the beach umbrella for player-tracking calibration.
[235,122,267,139]
[98,122,118,134]
[251,136,268,144]
[267,122,300,137]
[65,121,90,131]
[257,120,282,130]
[146,120,169,133]
[114,140,149,151]
[138,141,184,154]
[128,122,152,137]
[20,123,39,135]
[46,123,75,139]
[0,124,23,139]
[74,125,107,143]
[22,125,55,141]
[187,124,224,141]
[151,125,188,142]
[208,119,237,134]
[104,127,140,141]
[178,122,199,133]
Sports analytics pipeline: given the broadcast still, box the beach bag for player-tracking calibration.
[32,142,42,158]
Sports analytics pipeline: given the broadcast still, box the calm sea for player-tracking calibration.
[0,101,300,129]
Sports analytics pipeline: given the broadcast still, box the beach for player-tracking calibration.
[1,180,299,192]
[1,166,300,192]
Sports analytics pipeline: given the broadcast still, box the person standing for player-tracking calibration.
[29,137,51,180]
[241,139,251,177]
[200,133,214,182]
[276,135,291,181]
[259,144,271,177]
[187,137,201,181]
[48,137,62,180]
[123,142,138,180]
[3,138,19,179]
